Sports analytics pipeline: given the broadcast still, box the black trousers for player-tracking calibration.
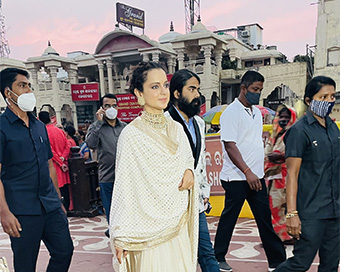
[275,217,340,272]
[214,179,286,267]
[10,207,74,272]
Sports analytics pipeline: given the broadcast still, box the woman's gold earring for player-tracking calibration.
[137,96,145,106]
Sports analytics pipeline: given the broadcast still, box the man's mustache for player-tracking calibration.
[191,98,201,106]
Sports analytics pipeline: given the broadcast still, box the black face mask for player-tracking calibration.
[177,96,201,118]
[278,119,289,128]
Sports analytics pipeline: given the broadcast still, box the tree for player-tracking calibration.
[222,55,237,70]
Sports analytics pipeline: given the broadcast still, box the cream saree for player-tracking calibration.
[109,115,198,272]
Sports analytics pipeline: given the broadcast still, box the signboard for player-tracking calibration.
[71,83,99,101]
[116,2,145,29]
[116,94,143,122]
[205,135,224,196]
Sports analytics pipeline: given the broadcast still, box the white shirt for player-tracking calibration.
[220,98,264,181]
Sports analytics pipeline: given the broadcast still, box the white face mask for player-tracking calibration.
[105,107,117,120]
[7,89,36,112]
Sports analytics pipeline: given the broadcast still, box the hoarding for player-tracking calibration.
[116,2,145,29]
[116,94,143,122]
[71,83,99,101]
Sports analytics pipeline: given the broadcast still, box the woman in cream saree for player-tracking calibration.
[109,62,198,272]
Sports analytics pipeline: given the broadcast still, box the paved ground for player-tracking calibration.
[0,215,325,271]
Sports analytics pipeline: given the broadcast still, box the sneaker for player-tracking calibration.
[218,261,232,272]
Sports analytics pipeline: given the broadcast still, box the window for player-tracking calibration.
[245,61,253,67]
[254,60,263,65]
[327,47,340,66]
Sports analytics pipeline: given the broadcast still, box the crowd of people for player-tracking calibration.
[0,65,339,272]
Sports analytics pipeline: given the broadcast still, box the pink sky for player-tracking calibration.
[2,0,318,61]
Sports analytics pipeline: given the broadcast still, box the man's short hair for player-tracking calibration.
[169,69,200,103]
[38,111,51,125]
[0,68,30,99]
[100,93,117,106]
[241,70,264,88]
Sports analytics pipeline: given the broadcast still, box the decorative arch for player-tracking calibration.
[95,30,154,54]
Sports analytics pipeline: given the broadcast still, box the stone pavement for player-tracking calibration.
[0,215,323,271]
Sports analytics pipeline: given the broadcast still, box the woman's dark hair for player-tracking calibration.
[241,70,264,88]
[278,107,291,118]
[304,76,336,104]
[129,62,165,94]
[0,68,30,99]
[78,130,85,141]
[169,69,200,103]
[65,125,79,146]
[38,111,51,125]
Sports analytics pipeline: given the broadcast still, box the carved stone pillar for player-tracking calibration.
[113,62,119,79]
[202,45,213,75]
[106,59,114,94]
[215,50,223,75]
[49,66,59,92]
[152,51,160,63]
[176,49,185,70]
[68,69,78,84]
[72,105,78,129]
[167,57,175,74]
[141,53,150,62]
[29,69,39,92]
[55,110,62,125]
[97,60,105,97]
[187,53,198,72]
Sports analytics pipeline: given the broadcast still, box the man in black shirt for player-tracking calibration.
[0,68,73,271]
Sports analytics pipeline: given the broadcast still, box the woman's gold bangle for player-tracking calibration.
[286,211,298,219]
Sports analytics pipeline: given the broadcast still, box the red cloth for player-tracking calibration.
[46,124,70,188]
[67,138,77,158]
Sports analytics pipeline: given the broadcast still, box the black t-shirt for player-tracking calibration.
[284,110,340,220]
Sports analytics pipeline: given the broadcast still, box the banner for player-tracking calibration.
[71,83,99,101]
[116,94,143,122]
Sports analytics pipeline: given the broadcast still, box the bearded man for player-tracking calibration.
[166,69,220,272]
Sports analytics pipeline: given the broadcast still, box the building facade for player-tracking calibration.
[1,18,311,125]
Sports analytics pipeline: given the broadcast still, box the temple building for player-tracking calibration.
[0,17,312,125]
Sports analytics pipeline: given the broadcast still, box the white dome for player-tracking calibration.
[42,41,59,56]
[158,21,181,44]
[191,17,209,33]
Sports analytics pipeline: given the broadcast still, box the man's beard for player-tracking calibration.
[177,96,201,118]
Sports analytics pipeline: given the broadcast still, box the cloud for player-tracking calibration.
[8,14,115,59]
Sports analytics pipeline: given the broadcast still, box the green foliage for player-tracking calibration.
[293,54,314,64]
[222,56,237,70]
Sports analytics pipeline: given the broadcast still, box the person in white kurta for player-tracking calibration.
[109,62,198,272]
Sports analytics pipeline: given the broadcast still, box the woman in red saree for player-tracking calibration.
[265,105,296,244]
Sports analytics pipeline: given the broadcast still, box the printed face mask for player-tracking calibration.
[310,99,335,118]
[245,91,260,105]
[8,89,36,112]
[105,107,117,120]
